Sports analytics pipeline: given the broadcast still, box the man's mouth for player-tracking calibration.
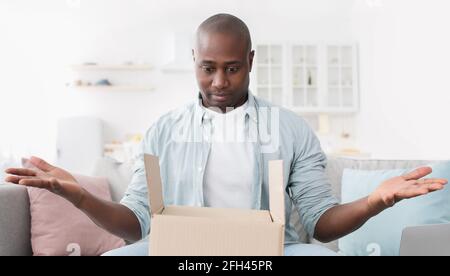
[211,93,230,102]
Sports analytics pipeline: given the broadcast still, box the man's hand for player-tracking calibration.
[4,156,84,207]
[4,156,142,241]
[315,166,448,243]
[367,167,448,215]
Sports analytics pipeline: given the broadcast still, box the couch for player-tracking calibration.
[0,156,437,256]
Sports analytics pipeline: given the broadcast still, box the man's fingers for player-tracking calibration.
[402,167,433,181]
[416,178,448,185]
[18,179,51,189]
[30,156,54,173]
[426,183,445,191]
[397,187,428,199]
[412,179,446,193]
[4,168,37,177]
[5,175,35,184]
[411,183,444,195]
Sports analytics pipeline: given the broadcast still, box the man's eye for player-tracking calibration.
[202,67,215,73]
[227,67,240,73]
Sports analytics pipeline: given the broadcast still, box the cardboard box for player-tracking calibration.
[144,154,285,256]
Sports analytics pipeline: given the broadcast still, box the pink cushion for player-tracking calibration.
[28,174,125,256]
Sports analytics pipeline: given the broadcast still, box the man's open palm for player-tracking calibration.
[4,156,84,206]
[368,167,448,212]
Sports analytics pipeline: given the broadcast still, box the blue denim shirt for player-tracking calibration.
[120,93,339,244]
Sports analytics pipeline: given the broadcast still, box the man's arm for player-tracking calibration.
[76,190,142,242]
[314,167,447,243]
[5,157,142,242]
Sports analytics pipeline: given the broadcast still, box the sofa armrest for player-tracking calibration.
[0,184,32,256]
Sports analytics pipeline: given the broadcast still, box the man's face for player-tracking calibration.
[193,32,254,111]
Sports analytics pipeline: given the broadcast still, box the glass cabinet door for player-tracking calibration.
[255,44,284,106]
[291,44,319,109]
[326,45,356,110]
[255,42,358,113]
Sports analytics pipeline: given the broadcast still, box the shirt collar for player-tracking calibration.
[195,92,258,125]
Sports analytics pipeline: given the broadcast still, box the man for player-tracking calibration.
[5,14,447,256]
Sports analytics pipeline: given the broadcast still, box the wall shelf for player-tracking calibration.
[68,86,155,92]
[68,63,154,92]
[70,64,153,71]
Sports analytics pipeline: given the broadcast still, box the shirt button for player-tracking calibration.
[198,167,203,172]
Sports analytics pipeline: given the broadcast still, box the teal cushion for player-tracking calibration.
[339,161,450,256]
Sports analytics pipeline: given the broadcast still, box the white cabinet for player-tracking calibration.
[325,45,358,110]
[290,44,319,109]
[254,43,358,113]
[255,44,284,106]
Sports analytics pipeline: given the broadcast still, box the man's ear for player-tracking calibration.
[248,50,255,72]
[192,49,196,62]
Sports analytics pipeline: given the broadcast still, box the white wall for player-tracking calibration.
[352,0,450,160]
[0,0,354,161]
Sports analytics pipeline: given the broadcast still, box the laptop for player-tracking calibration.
[399,223,450,256]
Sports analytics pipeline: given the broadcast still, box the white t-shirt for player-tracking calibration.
[202,101,255,209]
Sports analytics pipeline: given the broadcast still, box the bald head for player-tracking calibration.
[195,13,252,54]
[193,14,255,113]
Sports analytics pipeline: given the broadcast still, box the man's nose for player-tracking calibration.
[212,71,229,90]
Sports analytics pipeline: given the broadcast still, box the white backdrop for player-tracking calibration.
[352,0,450,159]
[0,0,449,162]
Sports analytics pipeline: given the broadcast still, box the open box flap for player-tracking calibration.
[269,160,285,225]
[144,154,165,215]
